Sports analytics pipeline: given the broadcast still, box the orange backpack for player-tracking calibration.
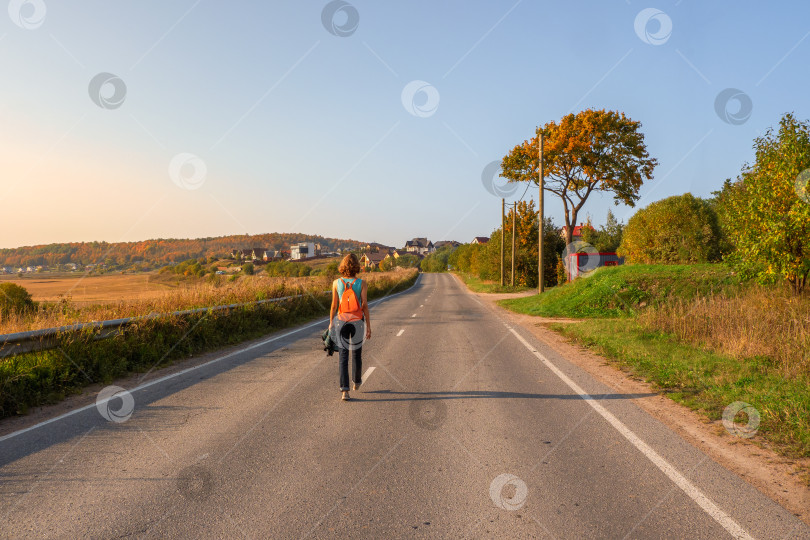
[338,278,363,321]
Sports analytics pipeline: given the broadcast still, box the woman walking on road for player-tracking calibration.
[329,253,371,401]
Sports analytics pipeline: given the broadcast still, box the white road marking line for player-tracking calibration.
[396,329,405,337]
[507,326,754,540]
[361,366,375,384]
[0,276,422,444]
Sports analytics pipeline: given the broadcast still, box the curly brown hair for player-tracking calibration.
[338,253,361,277]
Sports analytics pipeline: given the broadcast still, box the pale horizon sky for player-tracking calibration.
[2,1,809,250]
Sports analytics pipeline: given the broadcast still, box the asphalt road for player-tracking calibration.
[1,273,807,539]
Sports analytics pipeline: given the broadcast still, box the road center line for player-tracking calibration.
[396,329,404,337]
[506,325,753,540]
[361,366,375,384]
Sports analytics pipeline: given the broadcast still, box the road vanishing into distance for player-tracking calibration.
[1,273,807,539]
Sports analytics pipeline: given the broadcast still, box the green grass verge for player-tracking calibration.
[0,271,417,418]
[553,319,810,460]
[454,272,532,294]
[499,263,744,318]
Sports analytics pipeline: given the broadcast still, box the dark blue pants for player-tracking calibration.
[338,322,363,391]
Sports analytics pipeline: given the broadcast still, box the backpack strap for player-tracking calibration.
[340,278,358,292]
[337,278,361,304]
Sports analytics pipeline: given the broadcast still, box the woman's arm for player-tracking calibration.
[329,282,338,328]
[361,280,371,340]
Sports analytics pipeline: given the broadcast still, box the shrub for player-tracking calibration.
[618,193,722,264]
[420,246,453,273]
[394,254,420,268]
[581,209,624,253]
[161,258,206,277]
[242,262,254,275]
[265,260,314,278]
[556,255,567,285]
[716,113,810,293]
[0,283,36,317]
[324,261,339,277]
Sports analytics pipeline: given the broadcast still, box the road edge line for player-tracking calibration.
[507,325,754,540]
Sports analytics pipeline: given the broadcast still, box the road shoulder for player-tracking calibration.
[453,273,810,527]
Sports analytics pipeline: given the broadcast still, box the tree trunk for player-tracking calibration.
[563,203,576,246]
[565,209,578,246]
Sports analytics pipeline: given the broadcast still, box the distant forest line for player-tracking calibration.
[0,233,366,268]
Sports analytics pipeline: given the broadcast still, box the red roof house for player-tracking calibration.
[560,223,595,241]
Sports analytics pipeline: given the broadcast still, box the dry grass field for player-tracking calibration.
[639,285,810,379]
[0,274,176,305]
[0,268,418,334]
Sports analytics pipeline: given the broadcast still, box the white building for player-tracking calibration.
[290,242,316,260]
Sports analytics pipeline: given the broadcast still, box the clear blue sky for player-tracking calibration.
[2,1,808,249]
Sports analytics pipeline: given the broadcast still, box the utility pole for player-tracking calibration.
[500,198,505,286]
[538,133,545,294]
[511,201,516,287]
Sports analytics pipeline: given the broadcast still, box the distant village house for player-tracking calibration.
[364,242,394,254]
[404,237,434,255]
[434,240,461,249]
[360,252,388,269]
[392,249,418,259]
[560,223,595,242]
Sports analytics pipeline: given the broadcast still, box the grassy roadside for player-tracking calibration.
[0,269,418,418]
[453,272,531,294]
[499,264,744,318]
[497,263,810,465]
[553,319,810,461]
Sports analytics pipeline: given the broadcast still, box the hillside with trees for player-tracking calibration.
[0,233,365,270]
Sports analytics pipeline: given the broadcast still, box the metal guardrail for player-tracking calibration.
[0,292,328,359]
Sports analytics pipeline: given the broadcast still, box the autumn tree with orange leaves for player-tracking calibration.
[501,109,658,246]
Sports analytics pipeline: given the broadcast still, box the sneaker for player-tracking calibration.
[353,382,361,391]
[341,391,351,401]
